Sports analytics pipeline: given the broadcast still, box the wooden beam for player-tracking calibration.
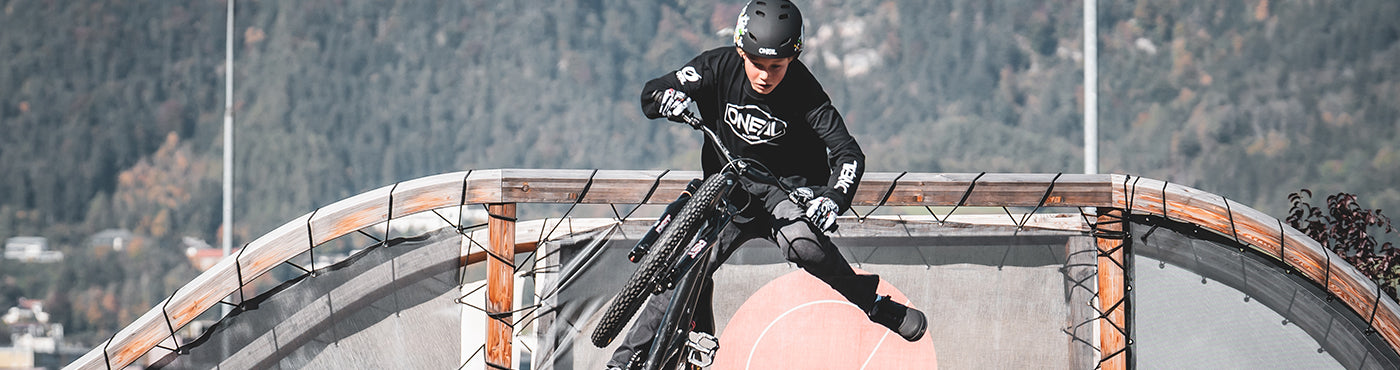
[485,170,1116,207]
[486,203,516,369]
[1096,208,1128,370]
[851,172,1114,207]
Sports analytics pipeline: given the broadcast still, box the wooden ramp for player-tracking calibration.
[63,170,1400,370]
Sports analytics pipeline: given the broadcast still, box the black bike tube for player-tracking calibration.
[644,237,716,370]
[665,212,733,290]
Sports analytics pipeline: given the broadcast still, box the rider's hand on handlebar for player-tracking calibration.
[791,187,839,232]
[804,196,839,232]
[657,89,702,128]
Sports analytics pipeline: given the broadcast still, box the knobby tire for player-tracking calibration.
[591,173,729,348]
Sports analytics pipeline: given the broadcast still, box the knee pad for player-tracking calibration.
[777,223,825,265]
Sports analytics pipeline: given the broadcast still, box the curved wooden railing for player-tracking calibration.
[64,170,1400,369]
[1110,175,1400,350]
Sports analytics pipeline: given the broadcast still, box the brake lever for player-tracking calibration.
[682,111,703,129]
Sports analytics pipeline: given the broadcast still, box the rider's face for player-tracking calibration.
[739,48,793,95]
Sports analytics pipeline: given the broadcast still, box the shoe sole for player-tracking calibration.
[901,309,927,342]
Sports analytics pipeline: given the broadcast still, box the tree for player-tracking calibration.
[1287,190,1398,299]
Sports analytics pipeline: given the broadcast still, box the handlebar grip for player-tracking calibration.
[651,89,702,128]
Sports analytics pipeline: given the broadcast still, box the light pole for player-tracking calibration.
[1084,0,1098,175]
[221,0,235,317]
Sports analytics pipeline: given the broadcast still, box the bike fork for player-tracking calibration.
[629,179,705,263]
[645,240,719,370]
[663,212,733,291]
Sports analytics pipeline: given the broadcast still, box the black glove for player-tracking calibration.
[656,88,701,127]
[790,187,839,232]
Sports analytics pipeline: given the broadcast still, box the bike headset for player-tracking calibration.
[653,89,783,189]
[696,122,797,199]
[733,0,803,59]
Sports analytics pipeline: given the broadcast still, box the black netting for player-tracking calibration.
[533,217,1099,369]
[1131,215,1400,369]
[152,229,463,369]
[135,210,1400,369]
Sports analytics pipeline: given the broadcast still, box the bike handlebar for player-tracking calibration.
[646,90,798,201]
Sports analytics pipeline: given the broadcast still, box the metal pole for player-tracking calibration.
[1084,0,1098,175]
[221,0,235,317]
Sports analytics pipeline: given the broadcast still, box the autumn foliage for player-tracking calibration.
[1287,190,1398,300]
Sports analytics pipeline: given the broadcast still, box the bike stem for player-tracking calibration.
[693,121,803,204]
[655,91,796,201]
[696,124,740,170]
[692,118,826,227]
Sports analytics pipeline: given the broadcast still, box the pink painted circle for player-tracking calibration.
[713,269,938,369]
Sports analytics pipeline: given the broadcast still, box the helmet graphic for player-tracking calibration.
[733,0,803,58]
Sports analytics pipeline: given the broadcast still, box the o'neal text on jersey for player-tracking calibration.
[834,160,859,193]
[724,103,788,145]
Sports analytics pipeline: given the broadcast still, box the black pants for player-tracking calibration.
[607,201,880,367]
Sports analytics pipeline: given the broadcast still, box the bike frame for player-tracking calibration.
[645,213,725,369]
[606,94,806,369]
[635,126,791,370]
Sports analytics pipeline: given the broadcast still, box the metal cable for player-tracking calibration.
[621,169,671,220]
[1016,173,1063,229]
[1224,195,1243,247]
[541,169,598,242]
[384,182,400,247]
[235,242,250,303]
[855,171,906,221]
[103,331,116,370]
[1369,281,1383,333]
[941,172,986,222]
[161,287,181,353]
[306,207,320,272]
[1160,180,1170,218]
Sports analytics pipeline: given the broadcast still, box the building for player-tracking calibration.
[3,236,62,263]
[184,237,230,272]
[90,229,134,252]
[1,298,63,369]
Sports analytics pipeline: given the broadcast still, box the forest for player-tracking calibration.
[1,0,1396,348]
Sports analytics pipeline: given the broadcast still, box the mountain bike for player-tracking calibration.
[590,92,820,369]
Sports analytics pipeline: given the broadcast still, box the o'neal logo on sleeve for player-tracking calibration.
[675,66,701,85]
[724,103,787,145]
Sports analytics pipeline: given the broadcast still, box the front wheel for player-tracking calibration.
[590,173,732,348]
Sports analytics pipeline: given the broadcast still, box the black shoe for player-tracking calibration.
[867,295,927,341]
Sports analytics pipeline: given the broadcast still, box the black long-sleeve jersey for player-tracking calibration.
[640,47,865,214]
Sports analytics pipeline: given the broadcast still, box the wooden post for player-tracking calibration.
[486,203,516,369]
[1096,208,1129,369]
[1066,236,1100,370]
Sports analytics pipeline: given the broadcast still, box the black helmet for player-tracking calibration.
[733,0,803,58]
